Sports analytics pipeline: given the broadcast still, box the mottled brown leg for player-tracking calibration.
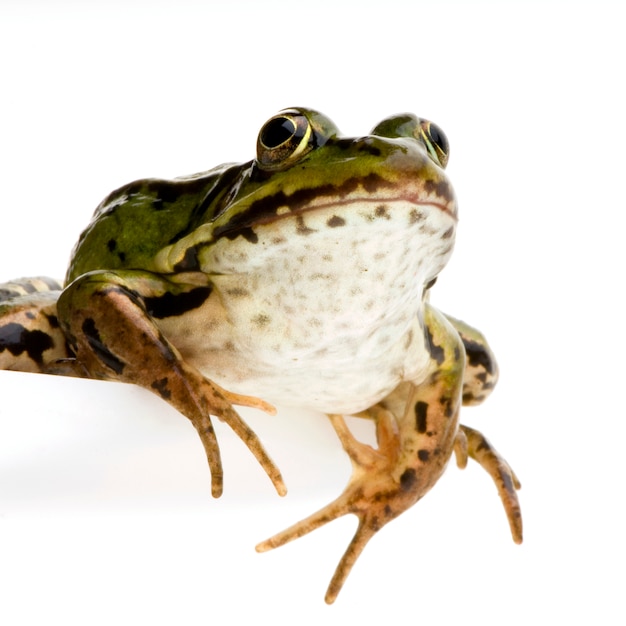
[57,271,285,498]
[455,425,522,543]
[258,308,466,603]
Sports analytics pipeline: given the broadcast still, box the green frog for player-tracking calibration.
[0,108,521,603]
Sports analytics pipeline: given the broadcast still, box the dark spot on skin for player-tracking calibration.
[252,313,271,327]
[20,282,37,294]
[353,139,382,156]
[462,392,475,403]
[415,401,428,434]
[81,317,125,375]
[424,179,453,202]
[384,505,392,517]
[151,377,171,400]
[361,144,381,156]
[39,277,63,291]
[501,471,515,494]
[332,138,382,157]
[173,244,202,272]
[45,314,60,329]
[417,449,430,462]
[327,215,346,228]
[463,337,495,374]
[143,179,196,206]
[237,226,259,244]
[296,215,316,236]
[26,312,35,320]
[0,322,54,366]
[118,252,126,263]
[107,239,117,252]
[143,286,212,319]
[441,226,454,239]
[475,436,491,454]
[424,325,445,365]
[477,372,487,383]
[225,287,249,297]
[454,346,460,362]
[424,277,437,290]
[409,208,425,223]
[375,205,390,219]
[400,468,417,492]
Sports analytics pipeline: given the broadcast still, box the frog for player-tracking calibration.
[0,108,521,603]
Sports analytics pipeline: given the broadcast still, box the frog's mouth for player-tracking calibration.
[212,174,457,245]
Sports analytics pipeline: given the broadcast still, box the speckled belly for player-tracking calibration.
[165,200,447,413]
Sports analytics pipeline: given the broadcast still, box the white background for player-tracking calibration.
[1,1,624,623]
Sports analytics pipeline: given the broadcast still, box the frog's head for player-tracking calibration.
[161,107,457,289]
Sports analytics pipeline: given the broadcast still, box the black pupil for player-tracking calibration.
[261,117,296,148]
[428,125,447,153]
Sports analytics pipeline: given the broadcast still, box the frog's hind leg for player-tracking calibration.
[454,425,522,544]
[56,270,285,499]
[0,278,70,373]
[258,305,465,603]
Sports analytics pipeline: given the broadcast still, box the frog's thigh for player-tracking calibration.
[444,313,499,405]
[57,270,284,498]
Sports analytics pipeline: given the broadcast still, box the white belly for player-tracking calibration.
[163,199,449,413]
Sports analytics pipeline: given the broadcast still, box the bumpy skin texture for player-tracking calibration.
[0,108,521,603]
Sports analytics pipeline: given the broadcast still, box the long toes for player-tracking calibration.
[256,498,348,553]
[222,408,286,496]
[324,521,377,604]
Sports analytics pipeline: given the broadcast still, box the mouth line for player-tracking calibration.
[251,194,458,228]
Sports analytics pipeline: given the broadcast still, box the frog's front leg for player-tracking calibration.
[57,270,285,498]
[257,305,464,603]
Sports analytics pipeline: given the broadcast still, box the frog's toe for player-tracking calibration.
[214,383,277,416]
[458,424,523,544]
[191,411,224,497]
[210,399,286,497]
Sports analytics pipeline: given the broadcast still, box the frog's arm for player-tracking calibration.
[444,313,499,405]
[257,305,467,603]
[56,270,285,499]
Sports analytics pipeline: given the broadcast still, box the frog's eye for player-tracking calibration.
[419,120,449,169]
[256,111,314,171]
